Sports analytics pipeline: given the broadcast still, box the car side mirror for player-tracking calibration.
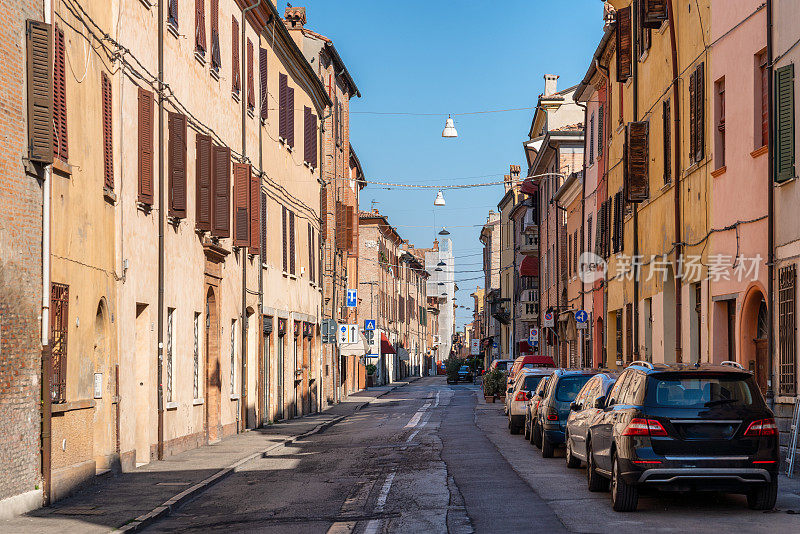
[526,391,533,400]
[570,402,581,411]
[594,395,606,409]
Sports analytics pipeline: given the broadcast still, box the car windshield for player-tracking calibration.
[459,366,469,372]
[647,375,756,408]
[555,375,592,402]
[522,375,544,391]
[494,362,509,371]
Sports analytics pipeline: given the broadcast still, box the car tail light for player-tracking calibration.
[621,418,668,437]
[632,460,662,464]
[753,460,777,464]
[515,391,528,401]
[744,418,778,437]
[546,407,559,421]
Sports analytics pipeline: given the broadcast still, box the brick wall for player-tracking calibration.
[0,0,44,502]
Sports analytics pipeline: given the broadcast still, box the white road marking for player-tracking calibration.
[363,470,396,534]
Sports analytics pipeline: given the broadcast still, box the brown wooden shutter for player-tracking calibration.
[597,104,604,157]
[307,222,313,280]
[279,73,288,140]
[351,205,358,254]
[304,106,313,164]
[310,113,318,168]
[695,62,705,163]
[642,0,668,29]
[138,88,154,204]
[260,191,267,261]
[776,64,796,182]
[760,54,769,148]
[287,87,295,148]
[212,145,231,237]
[625,121,649,202]
[320,186,328,241]
[195,133,212,230]
[689,69,697,162]
[195,0,206,53]
[259,47,268,121]
[616,6,632,82]
[346,205,354,251]
[168,112,187,217]
[282,206,288,272]
[334,94,340,146]
[289,210,296,275]
[625,303,633,363]
[249,170,260,252]
[247,39,255,109]
[595,202,603,256]
[168,0,179,27]
[53,25,68,161]
[102,72,114,190]
[27,20,54,164]
[335,200,346,250]
[233,162,250,246]
[317,229,323,286]
[663,98,671,184]
[210,0,220,70]
[611,196,618,254]
[232,17,240,93]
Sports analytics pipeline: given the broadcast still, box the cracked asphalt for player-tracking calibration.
[142,376,800,533]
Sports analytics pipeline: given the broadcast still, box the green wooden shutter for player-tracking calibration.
[776,64,795,183]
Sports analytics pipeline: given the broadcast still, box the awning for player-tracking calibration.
[521,178,537,196]
[397,347,410,361]
[339,332,369,357]
[520,256,538,277]
[381,333,396,354]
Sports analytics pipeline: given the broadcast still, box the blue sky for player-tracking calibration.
[281,0,604,328]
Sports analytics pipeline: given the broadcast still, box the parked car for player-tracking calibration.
[585,361,779,512]
[457,365,473,383]
[525,373,552,445]
[507,354,557,390]
[565,371,619,468]
[507,369,551,434]
[488,359,514,373]
[533,369,597,458]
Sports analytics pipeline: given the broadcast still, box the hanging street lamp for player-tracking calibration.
[442,115,458,138]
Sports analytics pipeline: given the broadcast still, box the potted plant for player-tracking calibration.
[445,357,464,384]
[482,369,504,403]
[366,363,377,387]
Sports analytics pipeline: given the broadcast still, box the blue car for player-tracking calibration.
[534,369,598,458]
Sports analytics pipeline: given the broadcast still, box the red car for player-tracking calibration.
[507,355,556,389]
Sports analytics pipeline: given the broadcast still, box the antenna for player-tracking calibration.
[370,199,379,211]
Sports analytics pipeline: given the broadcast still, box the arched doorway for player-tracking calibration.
[205,287,221,443]
[741,287,769,392]
[93,299,117,471]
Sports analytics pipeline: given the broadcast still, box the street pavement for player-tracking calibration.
[3,376,800,533]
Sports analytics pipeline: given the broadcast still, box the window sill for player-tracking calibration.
[775,176,797,187]
[750,145,768,158]
[210,68,220,81]
[51,399,96,414]
[230,394,240,401]
[193,398,204,406]
[167,23,179,39]
[194,50,206,66]
[165,401,178,411]
[232,91,241,103]
[710,166,727,178]
[139,0,154,9]
[103,187,117,205]
[52,158,73,177]
[247,108,255,119]
[137,201,153,214]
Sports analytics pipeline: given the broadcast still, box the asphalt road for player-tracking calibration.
[143,377,800,533]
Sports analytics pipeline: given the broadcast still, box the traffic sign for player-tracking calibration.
[529,328,538,344]
[470,339,480,355]
[346,289,358,308]
[364,319,376,331]
[543,311,554,327]
[338,324,359,344]
[338,325,348,344]
[321,319,338,344]
[575,310,588,323]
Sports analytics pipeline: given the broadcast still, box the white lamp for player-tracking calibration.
[442,115,458,138]
[434,190,446,206]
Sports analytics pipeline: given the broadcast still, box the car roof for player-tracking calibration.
[625,361,752,375]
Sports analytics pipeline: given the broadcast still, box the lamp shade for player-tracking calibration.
[442,115,458,138]
[434,190,446,206]
[438,227,450,236]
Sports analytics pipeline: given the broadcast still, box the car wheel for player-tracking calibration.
[611,453,638,512]
[541,430,555,458]
[565,434,580,468]
[747,479,778,510]
[587,442,609,492]
[533,423,542,448]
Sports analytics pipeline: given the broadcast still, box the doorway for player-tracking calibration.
[134,303,151,465]
[92,300,116,471]
[276,332,284,420]
[753,299,769,391]
[205,287,221,443]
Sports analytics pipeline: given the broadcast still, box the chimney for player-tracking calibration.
[510,164,521,182]
[504,174,512,193]
[284,5,306,29]
[544,74,559,96]
[433,239,439,251]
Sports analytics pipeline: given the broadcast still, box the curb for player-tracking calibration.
[112,377,421,532]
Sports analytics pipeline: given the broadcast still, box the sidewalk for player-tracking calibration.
[0,378,419,534]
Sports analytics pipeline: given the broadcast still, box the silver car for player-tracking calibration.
[507,369,551,435]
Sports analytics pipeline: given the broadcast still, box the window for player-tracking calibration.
[589,112,595,163]
[625,121,650,201]
[663,98,671,184]
[647,376,756,408]
[282,206,288,272]
[625,303,633,363]
[304,107,318,167]
[714,77,726,169]
[637,0,652,58]
[279,73,295,147]
[573,230,578,274]
[249,170,260,254]
[615,310,623,363]
[210,0,221,72]
[231,17,240,94]
[167,308,175,403]
[259,47,268,121]
[289,210,296,275]
[230,319,236,395]
[195,0,206,55]
[247,39,255,110]
[50,283,69,404]
[26,20,54,163]
[211,145,231,238]
[757,51,768,149]
[168,0,178,29]
[54,24,68,161]
[586,215,593,254]
[260,191,267,263]
[168,112,187,218]
[102,72,113,190]
[616,6,632,82]
[775,64,795,182]
[196,134,212,230]
[233,162,251,247]
[779,264,796,395]
[598,104,604,156]
[194,312,201,399]
[689,62,706,164]
[138,88,154,204]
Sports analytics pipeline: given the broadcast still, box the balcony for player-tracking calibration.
[517,301,538,322]
[523,207,538,234]
[519,233,539,255]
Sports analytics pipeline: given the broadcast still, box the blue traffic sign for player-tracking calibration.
[575,310,588,323]
[346,289,358,308]
[364,319,376,331]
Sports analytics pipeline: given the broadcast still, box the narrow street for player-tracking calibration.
[133,377,799,533]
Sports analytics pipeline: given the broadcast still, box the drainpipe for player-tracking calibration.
[239,0,261,430]
[157,0,165,461]
[577,100,588,367]
[667,0,683,364]
[41,0,53,507]
[765,0,775,406]
[631,0,641,360]
[595,59,610,368]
